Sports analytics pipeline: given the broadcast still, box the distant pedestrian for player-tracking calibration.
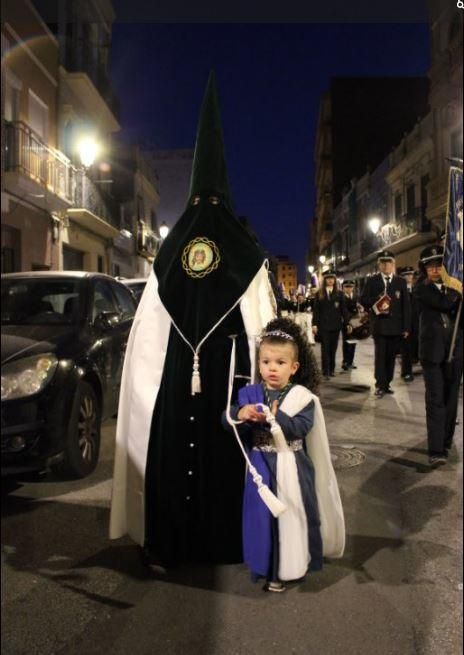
[360,251,411,397]
[223,318,344,592]
[341,279,359,370]
[312,270,351,380]
[397,266,419,382]
[414,245,463,466]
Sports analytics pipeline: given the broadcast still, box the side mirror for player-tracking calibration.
[94,311,120,331]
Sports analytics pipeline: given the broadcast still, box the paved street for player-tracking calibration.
[1,339,462,655]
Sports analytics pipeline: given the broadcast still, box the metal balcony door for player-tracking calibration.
[63,244,84,271]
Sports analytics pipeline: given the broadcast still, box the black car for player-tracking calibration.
[118,277,148,306]
[1,272,136,478]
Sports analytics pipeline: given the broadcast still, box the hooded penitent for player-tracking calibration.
[109,72,276,564]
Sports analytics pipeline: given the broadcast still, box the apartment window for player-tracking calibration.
[28,90,49,141]
[137,195,144,220]
[394,194,402,220]
[406,184,415,218]
[450,130,463,160]
[4,71,21,122]
[97,256,104,273]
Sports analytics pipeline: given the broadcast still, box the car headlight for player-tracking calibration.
[1,354,58,401]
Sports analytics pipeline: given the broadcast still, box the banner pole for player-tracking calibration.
[447,298,462,363]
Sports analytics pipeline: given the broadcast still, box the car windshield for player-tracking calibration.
[1,278,84,325]
[127,283,146,303]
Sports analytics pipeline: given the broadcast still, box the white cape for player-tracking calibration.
[109,263,275,545]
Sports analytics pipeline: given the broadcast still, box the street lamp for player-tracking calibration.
[319,255,326,264]
[368,217,381,235]
[159,222,169,239]
[307,265,314,274]
[77,137,100,168]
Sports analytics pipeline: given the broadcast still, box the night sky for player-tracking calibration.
[110,20,430,280]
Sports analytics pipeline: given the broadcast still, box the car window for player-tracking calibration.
[91,280,119,321]
[1,279,82,325]
[128,282,146,304]
[111,283,136,320]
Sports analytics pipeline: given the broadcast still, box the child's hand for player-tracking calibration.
[238,404,267,422]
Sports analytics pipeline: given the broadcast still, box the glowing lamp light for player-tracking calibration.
[77,137,99,168]
[319,255,326,264]
[159,222,169,239]
[369,217,381,235]
[308,265,315,274]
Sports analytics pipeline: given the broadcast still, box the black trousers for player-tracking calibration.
[320,329,340,375]
[400,335,413,377]
[374,334,401,390]
[342,337,356,367]
[422,358,463,455]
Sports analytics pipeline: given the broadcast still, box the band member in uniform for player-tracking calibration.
[341,279,359,370]
[312,270,351,380]
[360,250,411,397]
[398,266,419,382]
[414,245,463,466]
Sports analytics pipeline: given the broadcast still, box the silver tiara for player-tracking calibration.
[260,329,295,342]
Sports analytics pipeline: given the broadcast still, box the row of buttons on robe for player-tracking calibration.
[186,416,195,500]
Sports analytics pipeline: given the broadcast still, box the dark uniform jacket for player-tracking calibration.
[414,281,463,363]
[343,294,358,318]
[312,290,350,331]
[287,299,311,313]
[360,273,411,336]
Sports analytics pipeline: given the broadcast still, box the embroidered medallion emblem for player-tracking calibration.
[335,301,339,308]
[182,237,221,278]
[395,290,401,299]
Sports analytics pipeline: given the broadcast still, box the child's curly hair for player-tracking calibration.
[259,317,321,395]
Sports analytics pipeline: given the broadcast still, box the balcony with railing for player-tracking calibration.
[378,207,431,247]
[359,207,433,260]
[67,170,120,239]
[3,120,74,208]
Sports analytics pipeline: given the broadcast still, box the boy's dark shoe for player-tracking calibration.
[428,454,448,467]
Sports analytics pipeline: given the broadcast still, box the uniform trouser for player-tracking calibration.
[422,358,463,455]
[374,334,401,390]
[320,329,340,375]
[342,337,356,367]
[400,334,413,377]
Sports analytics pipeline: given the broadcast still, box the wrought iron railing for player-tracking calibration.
[73,170,119,228]
[379,208,430,247]
[3,120,74,203]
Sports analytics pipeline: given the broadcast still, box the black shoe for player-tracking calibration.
[385,387,395,394]
[330,371,336,377]
[341,363,349,371]
[374,388,385,398]
[428,454,448,467]
[403,374,414,383]
[324,375,330,381]
[350,364,357,369]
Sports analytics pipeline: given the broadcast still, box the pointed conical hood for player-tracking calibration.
[154,72,264,349]
[188,71,233,212]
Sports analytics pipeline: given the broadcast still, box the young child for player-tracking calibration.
[223,317,345,592]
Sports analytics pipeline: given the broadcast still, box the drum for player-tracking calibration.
[346,310,370,342]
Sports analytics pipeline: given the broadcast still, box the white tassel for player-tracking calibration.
[225,336,287,518]
[259,405,289,453]
[191,353,201,395]
[249,464,287,518]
